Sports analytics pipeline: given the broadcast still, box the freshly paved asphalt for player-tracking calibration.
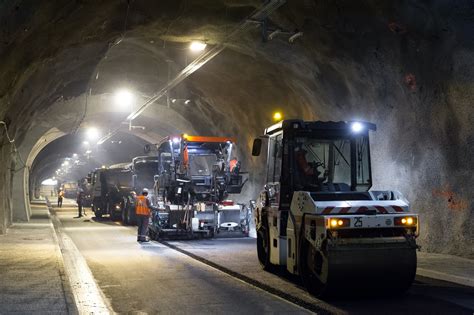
[55,204,310,314]
[54,203,474,314]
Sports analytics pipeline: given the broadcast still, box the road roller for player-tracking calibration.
[252,119,419,297]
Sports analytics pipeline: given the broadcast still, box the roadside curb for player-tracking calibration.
[46,198,79,315]
[46,198,113,314]
[417,268,474,288]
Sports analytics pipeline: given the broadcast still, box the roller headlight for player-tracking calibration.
[327,218,350,228]
[395,216,417,226]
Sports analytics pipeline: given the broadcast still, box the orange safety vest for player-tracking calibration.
[229,159,238,172]
[135,195,150,216]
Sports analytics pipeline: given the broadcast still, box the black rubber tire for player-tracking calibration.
[121,201,129,225]
[299,239,327,297]
[111,210,120,221]
[148,227,157,241]
[257,226,275,271]
[95,209,103,219]
[127,199,136,226]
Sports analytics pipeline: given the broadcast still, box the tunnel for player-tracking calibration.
[0,1,473,313]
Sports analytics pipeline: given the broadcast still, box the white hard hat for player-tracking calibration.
[142,188,149,194]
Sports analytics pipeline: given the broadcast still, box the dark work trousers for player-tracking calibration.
[57,197,63,208]
[136,215,149,241]
[77,201,83,217]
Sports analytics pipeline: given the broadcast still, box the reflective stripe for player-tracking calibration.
[136,195,150,215]
[316,205,409,214]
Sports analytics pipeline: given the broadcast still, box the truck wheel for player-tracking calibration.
[111,209,120,221]
[299,239,327,297]
[95,209,103,219]
[127,200,136,226]
[257,226,274,271]
[121,201,129,225]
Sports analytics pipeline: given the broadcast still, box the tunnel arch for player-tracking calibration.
[0,1,472,258]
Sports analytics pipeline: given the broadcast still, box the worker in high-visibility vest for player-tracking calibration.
[135,188,152,242]
[57,189,64,208]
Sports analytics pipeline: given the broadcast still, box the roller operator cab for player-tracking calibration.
[252,120,419,297]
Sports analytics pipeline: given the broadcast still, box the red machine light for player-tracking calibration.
[221,200,234,206]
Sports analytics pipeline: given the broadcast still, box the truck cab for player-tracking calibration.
[253,120,419,296]
[88,165,133,220]
[155,134,246,205]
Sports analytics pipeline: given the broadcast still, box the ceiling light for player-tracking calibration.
[114,89,134,109]
[184,99,191,104]
[189,41,207,52]
[86,127,100,141]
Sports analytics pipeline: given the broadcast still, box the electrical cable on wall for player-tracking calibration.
[0,121,27,173]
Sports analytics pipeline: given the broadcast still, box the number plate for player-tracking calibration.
[351,216,393,228]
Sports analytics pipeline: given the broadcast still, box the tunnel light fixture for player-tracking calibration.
[114,89,134,109]
[189,40,207,52]
[273,112,283,121]
[184,99,191,105]
[350,122,364,133]
[124,2,284,123]
[72,153,78,158]
[86,127,100,141]
[172,137,180,144]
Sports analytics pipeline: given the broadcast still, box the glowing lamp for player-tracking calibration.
[273,112,283,121]
[351,122,364,133]
[189,41,207,52]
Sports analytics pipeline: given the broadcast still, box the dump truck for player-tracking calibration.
[148,134,249,239]
[61,181,79,199]
[88,164,134,221]
[252,120,419,296]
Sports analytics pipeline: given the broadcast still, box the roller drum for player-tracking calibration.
[301,241,417,296]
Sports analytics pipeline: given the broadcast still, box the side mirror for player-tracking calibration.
[252,138,262,156]
[144,144,151,154]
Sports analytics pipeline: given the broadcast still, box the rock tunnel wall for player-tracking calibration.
[0,1,472,257]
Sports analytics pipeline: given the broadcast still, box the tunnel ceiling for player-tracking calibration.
[0,1,473,257]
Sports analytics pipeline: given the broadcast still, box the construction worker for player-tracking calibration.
[75,189,84,218]
[229,157,240,175]
[57,189,64,208]
[135,188,151,242]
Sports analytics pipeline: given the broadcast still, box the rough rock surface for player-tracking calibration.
[0,1,472,257]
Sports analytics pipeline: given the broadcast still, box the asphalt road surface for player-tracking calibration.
[54,203,474,314]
